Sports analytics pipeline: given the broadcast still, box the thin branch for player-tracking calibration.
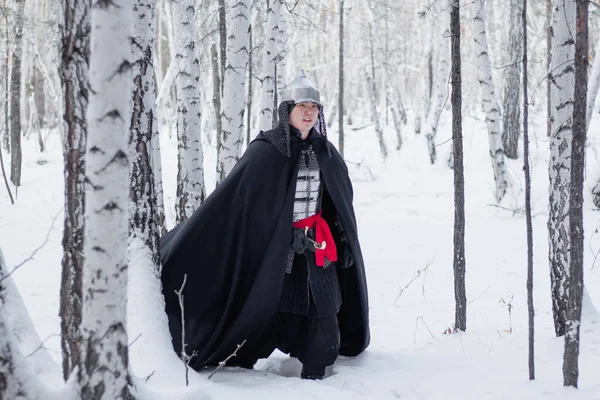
[394,260,433,304]
[467,287,490,305]
[208,339,247,380]
[0,209,62,283]
[143,371,155,382]
[0,141,14,204]
[486,203,526,216]
[175,274,196,386]
[414,316,435,346]
[127,333,142,348]
[589,226,600,270]
[25,333,60,358]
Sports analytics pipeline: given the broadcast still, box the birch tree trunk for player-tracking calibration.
[389,85,406,151]
[41,0,62,126]
[258,0,280,132]
[522,0,535,380]
[548,0,575,338]
[366,67,387,160]
[218,0,226,93]
[157,0,171,88]
[563,0,587,387]
[246,21,253,146]
[423,6,450,165]
[473,0,509,203]
[172,0,205,224]
[0,249,40,400]
[275,7,288,106]
[130,0,161,266]
[217,0,249,184]
[1,5,8,153]
[546,0,552,138]
[80,0,136,398]
[59,0,89,382]
[10,0,25,187]
[153,121,166,235]
[149,0,167,236]
[211,43,222,151]
[417,17,434,135]
[33,66,45,131]
[502,0,523,160]
[449,0,466,332]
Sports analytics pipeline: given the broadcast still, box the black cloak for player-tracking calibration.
[160,123,369,370]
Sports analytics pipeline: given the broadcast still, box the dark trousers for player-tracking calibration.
[232,297,340,373]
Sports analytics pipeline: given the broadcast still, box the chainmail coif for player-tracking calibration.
[261,100,330,158]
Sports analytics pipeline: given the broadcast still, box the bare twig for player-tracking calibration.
[589,226,600,270]
[0,209,62,283]
[499,294,514,333]
[414,316,435,345]
[486,203,526,216]
[175,274,196,386]
[0,142,14,204]
[345,158,376,182]
[394,260,434,304]
[458,329,465,355]
[127,333,142,348]
[143,371,155,382]
[25,333,60,358]
[208,339,248,380]
[467,287,490,305]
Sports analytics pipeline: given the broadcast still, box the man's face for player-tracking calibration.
[289,102,319,137]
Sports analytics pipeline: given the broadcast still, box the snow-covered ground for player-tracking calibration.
[1,111,600,399]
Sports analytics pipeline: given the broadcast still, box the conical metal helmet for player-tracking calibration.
[280,70,321,105]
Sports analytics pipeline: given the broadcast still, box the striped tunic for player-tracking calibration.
[293,143,322,221]
[286,143,322,274]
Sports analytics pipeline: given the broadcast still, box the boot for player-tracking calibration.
[300,367,325,380]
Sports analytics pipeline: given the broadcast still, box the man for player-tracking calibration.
[160,71,369,380]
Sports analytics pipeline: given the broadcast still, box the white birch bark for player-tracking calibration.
[389,84,406,151]
[80,0,136,398]
[144,0,167,235]
[423,6,450,165]
[10,0,25,187]
[37,0,61,124]
[416,13,434,135]
[156,59,176,107]
[276,6,288,101]
[217,0,250,184]
[171,0,205,224]
[152,122,166,235]
[473,0,509,203]
[130,0,163,258]
[365,67,387,160]
[501,0,523,160]
[258,0,281,132]
[548,0,575,338]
